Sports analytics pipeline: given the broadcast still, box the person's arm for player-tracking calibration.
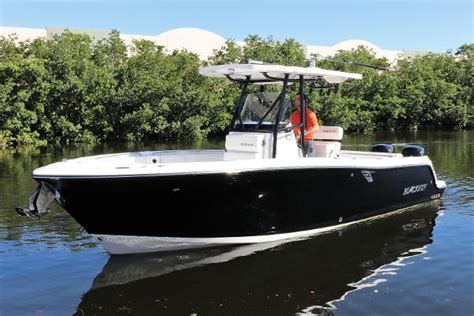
[291,112,301,138]
[303,112,319,138]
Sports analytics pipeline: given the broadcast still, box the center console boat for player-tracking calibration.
[17,63,446,254]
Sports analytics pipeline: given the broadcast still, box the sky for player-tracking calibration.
[0,0,472,52]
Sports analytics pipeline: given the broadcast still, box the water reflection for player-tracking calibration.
[76,202,441,316]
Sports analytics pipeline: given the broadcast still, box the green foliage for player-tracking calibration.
[208,40,242,65]
[309,46,472,132]
[0,32,471,148]
[209,35,307,66]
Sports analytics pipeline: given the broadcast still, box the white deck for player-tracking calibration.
[32,127,444,191]
[33,148,433,177]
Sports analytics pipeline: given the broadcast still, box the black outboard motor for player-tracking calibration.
[372,143,395,153]
[402,144,425,157]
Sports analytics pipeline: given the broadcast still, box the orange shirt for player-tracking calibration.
[290,109,319,141]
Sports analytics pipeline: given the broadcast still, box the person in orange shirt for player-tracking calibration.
[290,94,320,156]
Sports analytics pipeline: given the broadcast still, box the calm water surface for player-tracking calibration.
[1,131,473,316]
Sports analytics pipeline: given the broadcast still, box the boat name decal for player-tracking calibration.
[403,183,427,195]
[240,142,255,148]
[361,170,375,183]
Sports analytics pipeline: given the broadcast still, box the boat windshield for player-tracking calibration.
[232,92,291,132]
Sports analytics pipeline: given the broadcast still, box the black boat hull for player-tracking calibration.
[34,165,445,253]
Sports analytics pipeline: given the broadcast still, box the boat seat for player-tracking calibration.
[311,126,343,158]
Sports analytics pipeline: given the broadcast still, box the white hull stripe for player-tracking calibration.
[93,201,440,255]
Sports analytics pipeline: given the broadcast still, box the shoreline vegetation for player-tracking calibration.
[0,30,472,149]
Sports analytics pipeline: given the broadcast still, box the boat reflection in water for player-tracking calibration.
[76,202,441,316]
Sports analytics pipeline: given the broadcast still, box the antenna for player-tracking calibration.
[310,53,390,71]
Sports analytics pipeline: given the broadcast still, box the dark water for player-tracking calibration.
[1,131,473,316]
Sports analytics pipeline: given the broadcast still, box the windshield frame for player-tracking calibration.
[230,91,291,133]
